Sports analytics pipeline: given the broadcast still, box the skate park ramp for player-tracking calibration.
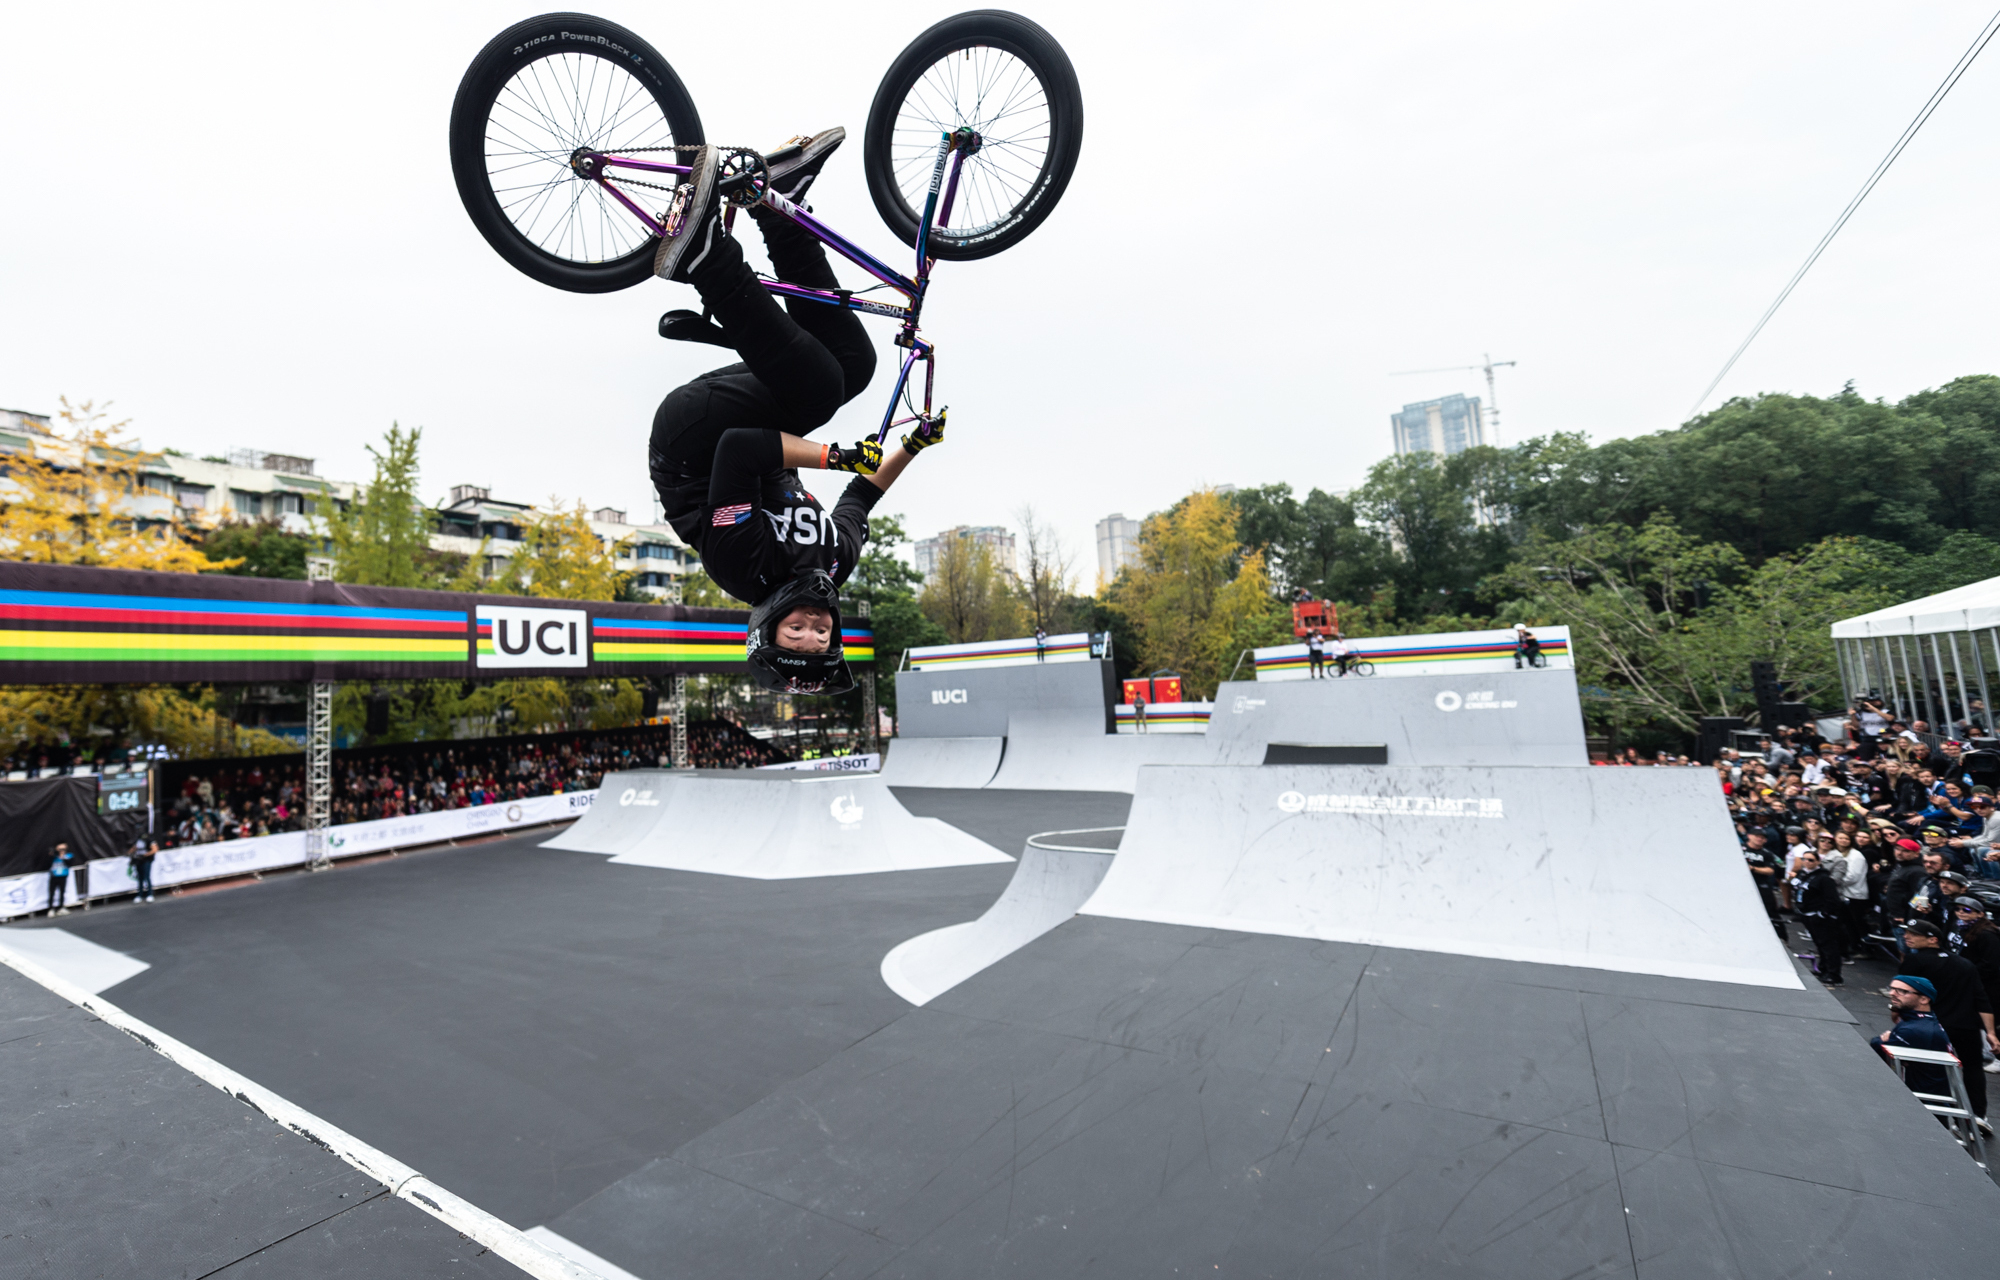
[1080,762,1801,988]
[542,770,1012,878]
[880,826,1121,1006]
[1208,666,1588,766]
[986,708,1209,792]
[895,660,1114,738]
[877,736,1004,788]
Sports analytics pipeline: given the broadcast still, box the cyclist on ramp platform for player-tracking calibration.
[648,130,942,694]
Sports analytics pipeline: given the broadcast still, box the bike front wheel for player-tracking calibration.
[1350,661,1376,678]
[449,13,703,293]
[863,10,1083,261]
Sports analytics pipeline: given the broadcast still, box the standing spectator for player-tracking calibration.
[1743,830,1784,938]
[1034,626,1047,664]
[1132,687,1148,734]
[1306,628,1325,679]
[1874,975,1955,1100]
[1828,830,1872,959]
[1937,870,1975,951]
[132,839,158,903]
[1897,921,1997,1133]
[1881,838,1928,948]
[1951,899,2000,1076]
[44,842,75,917]
[1788,850,1845,986]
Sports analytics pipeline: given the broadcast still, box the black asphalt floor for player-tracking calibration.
[0,964,529,1279]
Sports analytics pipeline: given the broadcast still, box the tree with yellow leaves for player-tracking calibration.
[0,398,231,572]
[1109,489,1292,697]
[504,500,630,601]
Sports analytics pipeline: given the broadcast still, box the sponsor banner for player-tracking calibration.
[0,790,596,919]
[475,605,589,669]
[1113,702,1212,734]
[1253,626,1573,681]
[756,754,881,773]
[1275,790,1505,818]
[905,632,1098,671]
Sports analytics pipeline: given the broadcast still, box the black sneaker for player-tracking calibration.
[654,145,725,282]
[764,128,845,205]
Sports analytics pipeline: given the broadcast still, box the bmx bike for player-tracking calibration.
[1340,659,1376,678]
[448,10,1084,445]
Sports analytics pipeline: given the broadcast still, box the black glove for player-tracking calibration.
[825,440,882,475]
[901,411,947,456]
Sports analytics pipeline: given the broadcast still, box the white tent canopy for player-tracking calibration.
[1830,577,2000,736]
[1831,575,2000,639]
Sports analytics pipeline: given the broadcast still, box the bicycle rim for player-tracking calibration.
[890,48,1052,241]
[482,51,680,266]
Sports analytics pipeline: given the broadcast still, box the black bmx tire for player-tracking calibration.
[863,10,1083,261]
[1351,661,1376,678]
[448,13,703,293]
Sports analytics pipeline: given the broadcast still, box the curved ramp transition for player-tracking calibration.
[881,827,1121,1005]
[877,737,1005,788]
[542,770,1012,879]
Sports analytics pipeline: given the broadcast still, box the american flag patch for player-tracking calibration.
[711,503,752,527]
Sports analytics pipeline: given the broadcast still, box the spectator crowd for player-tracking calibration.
[1727,696,2000,1142]
[160,720,792,846]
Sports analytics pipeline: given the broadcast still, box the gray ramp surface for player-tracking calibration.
[0,964,527,1279]
[1209,665,1589,766]
[543,769,1011,878]
[545,918,2000,1279]
[877,736,1004,788]
[1082,763,1800,987]
[40,825,1019,1230]
[987,708,1209,792]
[880,827,1120,1005]
[895,660,1114,738]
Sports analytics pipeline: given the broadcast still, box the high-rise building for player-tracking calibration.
[914,525,1018,585]
[1391,394,1486,457]
[1096,513,1141,583]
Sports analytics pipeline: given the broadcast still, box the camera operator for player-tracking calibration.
[1898,921,1997,1133]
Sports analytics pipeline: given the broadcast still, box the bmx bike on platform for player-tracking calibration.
[449,10,1083,445]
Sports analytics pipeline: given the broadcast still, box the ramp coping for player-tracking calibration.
[1024,826,1125,853]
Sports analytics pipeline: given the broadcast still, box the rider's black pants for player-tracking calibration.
[648,212,877,490]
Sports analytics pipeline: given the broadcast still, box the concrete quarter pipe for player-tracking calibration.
[542,770,1012,878]
[1080,763,1800,988]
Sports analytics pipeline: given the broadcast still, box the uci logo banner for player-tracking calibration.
[476,605,589,669]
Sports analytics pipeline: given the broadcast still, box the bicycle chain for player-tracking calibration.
[587,144,767,203]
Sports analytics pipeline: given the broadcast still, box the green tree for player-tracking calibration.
[843,514,947,713]
[320,423,446,587]
[199,518,312,579]
[919,535,1020,643]
[1111,489,1242,695]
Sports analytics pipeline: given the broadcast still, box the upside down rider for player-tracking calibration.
[647,128,940,695]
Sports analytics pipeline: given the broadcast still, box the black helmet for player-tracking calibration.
[745,570,857,695]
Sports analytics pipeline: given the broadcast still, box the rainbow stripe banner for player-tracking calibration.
[905,631,1096,671]
[1113,701,1212,734]
[0,563,870,685]
[1250,626,1573,682]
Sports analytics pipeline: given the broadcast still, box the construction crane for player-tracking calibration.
[1390,354,1517,447]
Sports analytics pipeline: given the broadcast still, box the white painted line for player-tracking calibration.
[0,927,149,994]
[0,940,611,1280]
[525,1227,649,1280]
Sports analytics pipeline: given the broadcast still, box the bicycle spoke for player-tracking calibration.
[887,45,1053,237]
[479,49,673,264]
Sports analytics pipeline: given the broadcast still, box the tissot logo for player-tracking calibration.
[931,689,968,704]
[1434,690,1517,712]
[476,606,588,669]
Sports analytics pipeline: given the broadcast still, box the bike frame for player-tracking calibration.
[580,132,977,444]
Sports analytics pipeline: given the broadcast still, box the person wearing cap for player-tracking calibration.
[1788,850,1845,986]
[1881,837,1929,945]
[1875,975,1955,1099]
[1952,898,2000,1074]
[1741,830,1785,938]
[1947,791,2000,874]
[1898,921,1997,1129]
[1937,870,1975,952]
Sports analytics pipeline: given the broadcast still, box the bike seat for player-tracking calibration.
[658,309,733,348]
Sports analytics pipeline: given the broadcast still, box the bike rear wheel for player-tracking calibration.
[449,13,703,293]
[863,10,1083,261]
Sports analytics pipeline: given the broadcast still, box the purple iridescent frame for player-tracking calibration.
[581,134,975,444]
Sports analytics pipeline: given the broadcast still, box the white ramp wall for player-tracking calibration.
[1208,668,1588,767]
[987,709,1208,792]
[542,770,1012,879]
[878,738,1005,788]
[1081,765,1799,988]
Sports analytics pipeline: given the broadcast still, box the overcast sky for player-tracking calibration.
[5,2,1998,582]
